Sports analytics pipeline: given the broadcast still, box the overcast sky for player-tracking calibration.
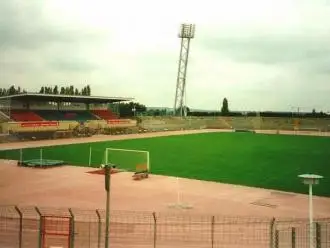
[0,0,330,111]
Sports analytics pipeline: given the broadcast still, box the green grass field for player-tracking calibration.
[1,132,330,196]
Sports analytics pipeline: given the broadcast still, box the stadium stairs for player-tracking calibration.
[258,117,291,130]
[10,110,44,122]
[0,111,11,122]
[299,118,325,131]
[230,117,254,131]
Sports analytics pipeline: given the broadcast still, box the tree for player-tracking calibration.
[69,85,74,95]
[118,102,147,117]
[74,88,79,95]
[176,106,190,116]
[44,86,51,94]
[8,85,16,95]
[221,98,229,116]
[0,86,27,96]
[86,85,91,96]
[81,86,87,96]
[53,85,59,94]
[60,87,65,94]
[1,88,7,96]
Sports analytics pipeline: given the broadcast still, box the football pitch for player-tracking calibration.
[1,132,330,197]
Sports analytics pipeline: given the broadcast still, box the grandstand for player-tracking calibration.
[0,93,137,141]
[0,92,329,142]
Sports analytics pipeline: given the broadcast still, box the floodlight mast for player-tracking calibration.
[173,23,195,117]
[298,174,323,248]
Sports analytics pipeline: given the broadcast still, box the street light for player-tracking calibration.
[298,174,323,248]
[101,162,116,248]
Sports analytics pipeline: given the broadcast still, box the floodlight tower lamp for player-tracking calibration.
[173,23,196,117]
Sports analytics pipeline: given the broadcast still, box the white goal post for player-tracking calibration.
[104,148,150,172]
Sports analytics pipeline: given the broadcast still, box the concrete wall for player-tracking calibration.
[139,116,330,131]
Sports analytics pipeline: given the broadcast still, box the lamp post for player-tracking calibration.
[298,174,323,248]
[101,162,115,248]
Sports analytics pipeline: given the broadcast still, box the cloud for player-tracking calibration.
[200,34,330,65]
[0,1,109,50]
[49,57,97,72]
[1,0,330,111]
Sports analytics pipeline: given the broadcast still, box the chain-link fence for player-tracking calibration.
[1,205,329,248]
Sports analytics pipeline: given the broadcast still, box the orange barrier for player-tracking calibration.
[1,119,137,133]
[1,121,78,133]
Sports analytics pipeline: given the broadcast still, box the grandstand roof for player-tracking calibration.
[0,93,133,103]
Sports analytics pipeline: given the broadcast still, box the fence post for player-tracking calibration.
[269,218,276,248]
[35,207,43,248]
[96,209,101,248]
[152,212,157,248]
[68,208,75,248]
[211,216,215,248]
[291,227,296,248]
[14,206,23,248]
[275,230,279,248]
[315,222,321,248]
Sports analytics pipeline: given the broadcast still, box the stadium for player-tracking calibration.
[0,90,329,248]
[0,2,330,245]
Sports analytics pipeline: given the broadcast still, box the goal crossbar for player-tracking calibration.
[105,148,150,172]
[105,148,149,153]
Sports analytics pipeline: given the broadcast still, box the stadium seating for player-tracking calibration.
[36,110,98,121]
[230,117,254,130]
[11,110,44,122]
[92,109,118,120]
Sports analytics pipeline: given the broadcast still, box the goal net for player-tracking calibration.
[104,148,150,172]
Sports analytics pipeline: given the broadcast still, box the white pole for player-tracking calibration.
[309,183,314,248]
[40,149,43,166]
[177,177,181,205]
[147,151,150,172]
[19,149,23,164]
[89,147,92,166]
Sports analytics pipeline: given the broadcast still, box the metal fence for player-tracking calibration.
[1,205,329,248]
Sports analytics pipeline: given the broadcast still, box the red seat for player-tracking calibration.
[92,110,117,120]
[11,111,44,122]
